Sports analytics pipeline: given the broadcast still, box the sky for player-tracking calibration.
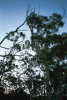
[0,0,67,40]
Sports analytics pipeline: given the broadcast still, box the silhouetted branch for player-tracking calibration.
[0,20,26,45]
[16,20,26,31]
[0,46,10,49]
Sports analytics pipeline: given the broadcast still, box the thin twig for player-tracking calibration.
[0,46,10,49]
[0,54,24,57]
[16,20,26,31]
[0,20,26,45]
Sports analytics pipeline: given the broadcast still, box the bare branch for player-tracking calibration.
[0,20,26,45]
[0,46,10,49]
[0,54,24,57]
[0,34,8,45]
[16,20,26,31]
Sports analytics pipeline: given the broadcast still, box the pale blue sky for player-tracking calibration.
[0,0,67,39]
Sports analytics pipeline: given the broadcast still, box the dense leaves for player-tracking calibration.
[26,11,67,99]
[0,10,67,100]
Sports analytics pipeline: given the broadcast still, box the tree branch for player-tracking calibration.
[0,20,26,45]
[0,46,10,49]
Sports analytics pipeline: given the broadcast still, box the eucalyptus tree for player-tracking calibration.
[26,11,67,99]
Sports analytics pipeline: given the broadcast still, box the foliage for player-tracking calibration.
[0,10,67,100]
[26,11,67,99]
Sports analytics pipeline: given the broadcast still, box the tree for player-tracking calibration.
[0,20,27,92]
[26,11,67,100]
[0,10,67,100]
